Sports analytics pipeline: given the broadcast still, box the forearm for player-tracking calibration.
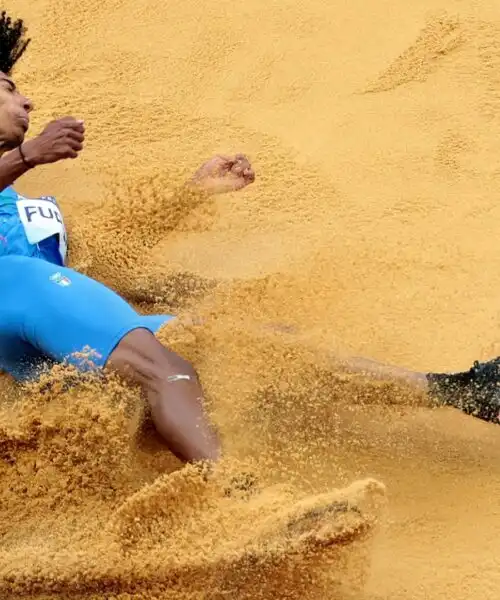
[141,183,212,247]
[0,146,31,191]
[74,182,214,295]
[95,182,212,251]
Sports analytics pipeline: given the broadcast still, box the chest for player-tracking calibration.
[16,195,67,260]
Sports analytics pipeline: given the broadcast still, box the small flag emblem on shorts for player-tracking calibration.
[49,272,71,287]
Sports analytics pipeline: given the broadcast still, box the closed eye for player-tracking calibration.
[3,79,16,93]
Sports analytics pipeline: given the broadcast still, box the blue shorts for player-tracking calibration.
[0,255,175,381]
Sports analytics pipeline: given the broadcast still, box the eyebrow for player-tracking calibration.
[0,78,16,91]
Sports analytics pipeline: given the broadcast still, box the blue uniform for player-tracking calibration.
[0,186,174,381]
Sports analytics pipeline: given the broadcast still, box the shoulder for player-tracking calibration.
[0,186,18,204]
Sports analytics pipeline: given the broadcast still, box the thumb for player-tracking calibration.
[231,176,249,191]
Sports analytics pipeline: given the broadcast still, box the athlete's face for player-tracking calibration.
[0,72,32,151]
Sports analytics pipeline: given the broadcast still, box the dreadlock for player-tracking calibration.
[0,11,29,75]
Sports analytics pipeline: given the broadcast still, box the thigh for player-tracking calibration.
[0,256,51,380]
[0,256,174,379]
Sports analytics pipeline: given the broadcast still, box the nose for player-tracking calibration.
[21,94,33,113]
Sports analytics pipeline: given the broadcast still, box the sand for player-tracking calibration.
[1,0,500,597]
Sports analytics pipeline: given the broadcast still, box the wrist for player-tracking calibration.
[185,178,215,197]
[19,139,41,168]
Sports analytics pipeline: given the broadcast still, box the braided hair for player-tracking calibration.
[0,11,29,74]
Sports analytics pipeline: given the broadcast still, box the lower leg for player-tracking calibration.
[263,322,500,423]
[322,348,500,422]
[264,323,429,390]
[324,347,500,424]
[107,328,221,463]
[334,354,429,390]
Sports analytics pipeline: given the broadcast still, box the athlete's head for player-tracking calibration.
[0,11,32,150]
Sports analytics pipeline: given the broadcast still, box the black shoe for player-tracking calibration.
[427,357,500,424]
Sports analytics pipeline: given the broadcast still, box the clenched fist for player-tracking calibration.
[20,117,85,166]
[190,154,255,195]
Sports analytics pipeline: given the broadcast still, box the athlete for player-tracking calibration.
[0,12,257,465]
[0,12,497,479]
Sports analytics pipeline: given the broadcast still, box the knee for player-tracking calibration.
[108,328,198,390]
[148,351,198,395]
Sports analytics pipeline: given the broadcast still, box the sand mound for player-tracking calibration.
[0,369,385,599]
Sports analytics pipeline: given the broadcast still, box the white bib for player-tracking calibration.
[16,196,67,261]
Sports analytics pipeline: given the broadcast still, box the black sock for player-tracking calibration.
[426,369,473,407]
[427,358,500,423]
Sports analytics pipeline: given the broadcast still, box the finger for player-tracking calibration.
[227,154,249,167]
[231,177,248,191]
[56,117,84,131]
[56,116,81,126]
[65,121,85,133]
[231,158,251,176]
[231,163,244,176]
[210,156,233,175]
[65,130,85,143]
[243,168,255,183]
[233,155,250,167]
[64,137,83,152]
[216,154,234,161]
[67,140,84,152]
[214,155,236,173]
